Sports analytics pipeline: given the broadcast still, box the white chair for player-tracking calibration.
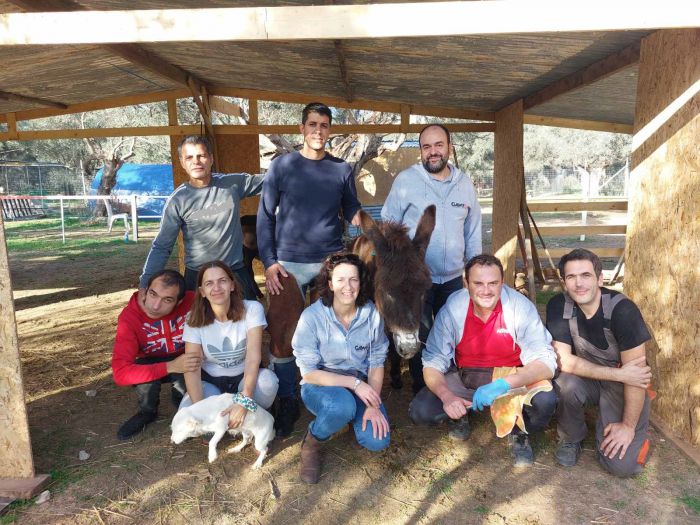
[105,199,129,233]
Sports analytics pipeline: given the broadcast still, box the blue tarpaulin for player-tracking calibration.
[91,163,173,216]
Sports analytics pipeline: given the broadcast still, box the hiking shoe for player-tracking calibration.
[275,396,301,438]
[555,441,582,467]
[117,412,157,440]
[509,433,534,467]
[447,416,471,441]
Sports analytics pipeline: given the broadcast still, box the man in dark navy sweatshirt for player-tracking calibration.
[257,102,362,436]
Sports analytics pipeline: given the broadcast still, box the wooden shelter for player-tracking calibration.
[0,1,698,497]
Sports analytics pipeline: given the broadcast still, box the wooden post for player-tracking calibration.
[0,213,50,498]
[625,28,700,449]
[492,99,524,286]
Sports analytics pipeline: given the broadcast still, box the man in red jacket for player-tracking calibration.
[112,269,199,440]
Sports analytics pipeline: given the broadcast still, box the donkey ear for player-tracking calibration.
[358,209,377,233]
[412,205,436,256]
[365,227,388,256]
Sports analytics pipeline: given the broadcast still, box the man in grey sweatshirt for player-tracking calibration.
[382,124,482,393]
[139,136,263,299]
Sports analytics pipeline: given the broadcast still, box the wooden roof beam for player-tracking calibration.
[523,41,641,110]
[333,40,354,102]
[523,114,633,134]
[0,90,67,109]
[5,0,208,94]
[1,2,698,45]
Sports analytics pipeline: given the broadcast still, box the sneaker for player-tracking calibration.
[447,416,471,441]
[509,433,534,467]
[117,412,157,440]
[555,441,582,467]
[275,396,301,438]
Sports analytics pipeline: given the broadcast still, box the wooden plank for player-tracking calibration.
[166,98,178,127]
[209,97,242,118]
[528,200,628,212]
[400,104,410,133]
[0,213,35,479]
[532,224,627,236]
[492,99,524,286]
[517,247,624,258]
[0,88,191,124]
[5,113,17,141]
[248,99,258,126]
[0,475,50,499]
[0,87,494,126]
[523,114,634,134]
[523,42,641,110]
[626,28,700,449]
[0,89,66,109]
[651,416,700,468]
[0,122,495,141]
[333,40,354,102]
[0,3,696,45]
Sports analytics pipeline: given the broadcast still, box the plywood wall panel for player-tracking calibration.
[0,214,34,478]
[625,29,700,448]
[492,100,524,286]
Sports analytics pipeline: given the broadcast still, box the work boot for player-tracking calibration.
[117,411,157,440]
[555,440,582,467]
[275,396,301,438]
[447,415,471,441]
[299,429,322,484]
[509,433,534,467]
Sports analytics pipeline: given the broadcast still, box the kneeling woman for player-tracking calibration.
[292,252,390,484]
[180,260,278,428]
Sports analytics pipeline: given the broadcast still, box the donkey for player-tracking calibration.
[351,205,436,361]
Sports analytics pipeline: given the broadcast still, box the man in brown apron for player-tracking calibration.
[546,249,652,477]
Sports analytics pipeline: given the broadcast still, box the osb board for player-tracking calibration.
[357,146,419,206]
[0,214,35,478]
[625,29,700,448]
[492,100,524,287]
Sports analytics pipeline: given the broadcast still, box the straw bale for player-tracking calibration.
[625,29,700,448]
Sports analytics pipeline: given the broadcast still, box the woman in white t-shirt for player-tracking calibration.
[179,260,278,428]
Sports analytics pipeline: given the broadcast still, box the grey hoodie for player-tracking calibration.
[292,299,390,379]
[381,163,482,284]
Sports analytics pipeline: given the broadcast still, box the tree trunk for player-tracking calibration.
[92,157,124,217]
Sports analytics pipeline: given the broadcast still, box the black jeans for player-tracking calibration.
[184,265,259,300]
[133,355,186,415]
[409,276,464,393]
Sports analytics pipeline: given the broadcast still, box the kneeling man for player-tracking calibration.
[547,249,652,477]
[112,270,199,440]
[410,254,557,466]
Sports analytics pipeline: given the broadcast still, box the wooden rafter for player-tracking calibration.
[0,90,66,109]
[1,2,697,45]
[523,41,641,110]
[0,86,495,125]
[0,122,495,142]
[333,40,354,102]
[523,114,633,134]
[5,0,208,94]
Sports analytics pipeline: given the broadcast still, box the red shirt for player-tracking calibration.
[455,300,522,368]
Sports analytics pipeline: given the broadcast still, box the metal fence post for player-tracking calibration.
[130,194,138,242]
[59,196,65,244]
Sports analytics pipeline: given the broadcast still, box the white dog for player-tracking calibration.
[171,393,274,469]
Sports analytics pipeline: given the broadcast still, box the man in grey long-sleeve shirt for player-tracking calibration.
[382,124,482,394]
[139,136,263,299]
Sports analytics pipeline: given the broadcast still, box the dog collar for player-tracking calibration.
[232,393,257,412]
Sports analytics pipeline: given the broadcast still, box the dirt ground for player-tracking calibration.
[3,218,699,525]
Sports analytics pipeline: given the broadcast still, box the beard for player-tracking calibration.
[422,154,448,174]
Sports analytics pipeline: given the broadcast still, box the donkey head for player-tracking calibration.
[355,206,436,358]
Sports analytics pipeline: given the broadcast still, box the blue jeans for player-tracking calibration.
[301,384,391,452]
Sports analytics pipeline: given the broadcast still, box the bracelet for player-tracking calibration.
[352,378,361,391]
[231,392,258,412]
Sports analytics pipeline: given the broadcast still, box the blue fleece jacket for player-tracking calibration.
[381,163,482,284]
[292,299,390,379]
[256,151,362,267]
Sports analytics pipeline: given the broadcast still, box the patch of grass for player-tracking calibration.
[678,494,700,515]
[536,289,558,305]
[612,499,628,510]
[0,498,35,525]
[474,505,490,515]
[634,465,655,488]
[7,237,127,252]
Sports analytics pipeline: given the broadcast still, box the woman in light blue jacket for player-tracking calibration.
[292,252,390,484]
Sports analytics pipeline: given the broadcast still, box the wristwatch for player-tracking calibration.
[352,378,361,391]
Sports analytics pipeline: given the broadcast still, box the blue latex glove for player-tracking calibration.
[472,378,510,411]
